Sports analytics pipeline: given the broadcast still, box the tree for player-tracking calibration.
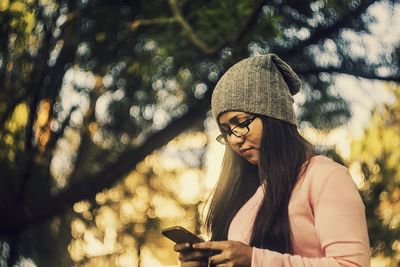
[0,0,399,265]
[349,84,400,265]
[68,131,209,266]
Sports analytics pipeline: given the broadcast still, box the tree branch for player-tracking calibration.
[0,9,12,90]
[16,3,81,204]
[297,66,400,82]
[16,14,53,203]
[168,0,267,56]
[276,0,379,56]
[129,17,177,31]
[0,104,208,233]
[168,0,217,55]
[230,0,268,46]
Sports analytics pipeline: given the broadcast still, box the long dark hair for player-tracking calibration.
[205,115,314,253]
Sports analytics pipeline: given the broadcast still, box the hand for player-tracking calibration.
[192,240,252,267]
[174,242,210,267]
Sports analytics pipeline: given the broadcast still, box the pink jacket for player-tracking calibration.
[228,155,370,266]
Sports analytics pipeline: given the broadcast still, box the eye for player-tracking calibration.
[219,126,230,135]
[237,118,251,127]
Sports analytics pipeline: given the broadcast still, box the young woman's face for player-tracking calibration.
[218,111,263,165]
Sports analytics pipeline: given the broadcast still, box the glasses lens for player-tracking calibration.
[216,116,256,144]
[232,126,249,137]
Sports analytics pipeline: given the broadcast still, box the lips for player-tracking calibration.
[240,148,253,155]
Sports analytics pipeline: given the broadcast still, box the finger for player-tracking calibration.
[174,242,192,252]
[192,241,226,251]
[208,252,227,265]
[179,251,210,262]
[181,261,208,267]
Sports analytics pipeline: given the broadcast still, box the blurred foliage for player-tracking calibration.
[0,0,399,266]
[349,84,400,265]
[68,132,209,266]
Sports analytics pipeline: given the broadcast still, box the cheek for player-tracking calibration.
[252,121,264,145]
[251,133,263,147]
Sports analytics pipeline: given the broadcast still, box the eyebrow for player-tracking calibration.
[219,114,248,127]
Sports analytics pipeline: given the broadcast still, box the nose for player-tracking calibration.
[228,134,244,145]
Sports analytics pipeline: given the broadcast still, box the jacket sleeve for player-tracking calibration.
[251,166,371,267]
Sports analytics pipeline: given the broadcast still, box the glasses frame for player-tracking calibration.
[216,115,258,145]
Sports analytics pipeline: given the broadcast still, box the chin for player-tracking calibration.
[246,157,259,165]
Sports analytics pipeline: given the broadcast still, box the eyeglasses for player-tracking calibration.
[216,115,257,145]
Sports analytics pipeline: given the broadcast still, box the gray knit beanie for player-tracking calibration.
[211,53,301,126]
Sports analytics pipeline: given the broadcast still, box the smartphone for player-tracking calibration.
[161,226,204,244]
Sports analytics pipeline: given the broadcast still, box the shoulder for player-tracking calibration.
[305,155,348,177]
[302,155,356,197]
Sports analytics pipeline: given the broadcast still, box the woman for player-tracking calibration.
[175,54,370,266]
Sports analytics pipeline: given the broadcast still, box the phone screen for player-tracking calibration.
[161,226,204,244]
